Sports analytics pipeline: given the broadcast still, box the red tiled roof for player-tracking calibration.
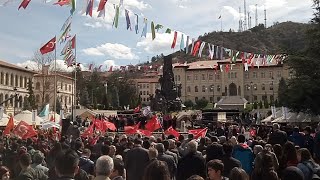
[0,60,37,73]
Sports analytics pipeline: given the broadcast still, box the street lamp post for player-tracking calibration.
[13,87,18,116]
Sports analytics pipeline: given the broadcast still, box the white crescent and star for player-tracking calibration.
[47,42,55,48]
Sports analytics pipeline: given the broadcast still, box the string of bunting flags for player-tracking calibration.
[13,0,287,73]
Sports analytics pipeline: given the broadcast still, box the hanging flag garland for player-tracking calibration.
[151,21,156,40]
[171,31,178,49]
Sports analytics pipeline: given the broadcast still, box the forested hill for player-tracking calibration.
[149,21,311,64]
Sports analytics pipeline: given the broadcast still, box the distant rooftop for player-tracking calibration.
[0,60,37,73]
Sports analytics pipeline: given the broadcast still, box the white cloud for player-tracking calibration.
[136,32,189,55]
[17,60,77,72]
[17,60,39,71]
[103,59,116,67]
[82,43,138,60]
[223,6,244,20]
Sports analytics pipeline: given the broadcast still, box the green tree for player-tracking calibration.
[274,99,279,107]
[264,99,269,109]
[195,99,209,109]
[56,97,62,113]
[286,0,320,115]
[253,102,258,109]
[23,78,36,110]
[184,100,194,108]
[258,100,263,109]
[278,78,288,106]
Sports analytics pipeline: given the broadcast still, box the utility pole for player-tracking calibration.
[248,12,251,29]
[239,7,242,32]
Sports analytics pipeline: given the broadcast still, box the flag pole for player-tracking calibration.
[54,36,57,122]
[220,17,223,32]
[73,35,77,122]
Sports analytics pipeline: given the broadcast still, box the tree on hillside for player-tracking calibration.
[286,0,320,115]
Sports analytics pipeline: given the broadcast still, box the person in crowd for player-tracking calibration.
[303,126,314,155]
[268,123,287,146]
[315,123,320,163]
[110,158,125,180]
[17,153,48,180]
[125,138,149,180]
[31,150,49,175]
[232,134,254,174]
[198,138,207,154]
[143,160,171,180]
[109,145,117,158]
[206,136,224,163]
[186,175,205,180]
[251,152,279,180]
[79,148,94,175]
[282,166,305,180]
[46,142,62,169]
[162,140,178,164]
[288,127,305,148]
[254,145,279,171]
[0,166,10,180]
[297,148,320,180]
[281,141,298,171]
[221,142,241,177]
[253,145,263,158]
[147,147,158,163]
[94,155,114,180]
[229,167,249,180]
[177,140,206,180]
[53,149,86,180]
[155,143,176,179]
[207,159,228,180]
[168,139,180,159]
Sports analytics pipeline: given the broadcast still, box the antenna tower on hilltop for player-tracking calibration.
[264,6,267,28]
[243,0,247,30]
[255,4,258,27]
[239,7,243,32]
[248,12,251,29]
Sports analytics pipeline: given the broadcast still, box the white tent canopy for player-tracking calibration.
[0,113,19,126]
[14,110,44,125]
[261,110,283,123]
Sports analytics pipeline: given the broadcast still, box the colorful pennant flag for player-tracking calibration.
[97,0,107,11]
[141,18,147,37]
[70,0,76,14]
[180,34,185,51]
[86,0,93,17]
[134,14,139,34]
[171,31,177,49]
[185,36,190,53]
[151,21,156,40]
[18,0,31,9]
[125,9,131,30]
[53,0,70,6]
[98,8,105,18]
[113,5,120,28]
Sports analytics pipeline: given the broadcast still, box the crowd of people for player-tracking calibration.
[0,116,320,180]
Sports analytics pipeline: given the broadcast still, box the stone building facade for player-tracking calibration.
[0,60,37,115]
[173,59,290,104]
[134,72,161,105]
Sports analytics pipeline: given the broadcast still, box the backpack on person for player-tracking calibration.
[302,161,320,180]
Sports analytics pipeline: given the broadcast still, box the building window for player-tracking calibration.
[234,72,237,78]
[202,86,206,92]
[270,95,274,102]
[36,95,40,103]
[262,95,267,101]
[69,85,71,92]
[217,97,221,101]
[261,72,265,78]
[45,82,50,89]
[216,73,220,80]
[143,84,146,88]
[195,86,198,92]
[45,94,50,103]
[277,71,281,77]
[143,91,146,95]
[269,71,273,78]
[65,84,67,91]
[246,84,250,91]
[195,97,198,101]
[10,74,14,86]
[201,74,205,80]
[254,95,258,101]
[69,97,71,104]
[245,72,249,79]
[178,75,181,81]
[65,97,67,105]
[202,97,206,100]
[0,72,3,84]
[5,73,9,85]
[228,73,231,79]
[254,84,257,90]
[147,84,149,88]
[15,75,18,87]
[210,97,213,102]
[262,84,265,90]
[209,85,214,92]
[20,76,23,87]
[36,82,40,90]
[209,74,213,80]
[270,83,274,90]
[140,91,142,95]
[147,91,149,95]
[253,72,257,78]
[217,85,221,92]
[24,77,28,88]
[194,74,198,80]
[187,75,191,81]
[147,98,149,101]
[187,86,191,93]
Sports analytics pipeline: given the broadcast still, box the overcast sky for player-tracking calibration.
[0,0,315,71]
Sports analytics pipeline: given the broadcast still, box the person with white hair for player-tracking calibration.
[176,140,206,180]
[94,155,114,180]
[268,123,287,145]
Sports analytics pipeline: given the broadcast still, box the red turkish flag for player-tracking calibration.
[3,116,14,136]
[134,105,141,113]
[165,126,180,138]
[103,121,116,131]
[188,128,208,139]
[13,121,37,139]
[71,35,76,49]
[137,129,152,137]
[18,0,31,10]
[145,115,161,132]
[53,0,70,6]
[124,122,140,135]
[40,37,56,55]
[81,124,94,137]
